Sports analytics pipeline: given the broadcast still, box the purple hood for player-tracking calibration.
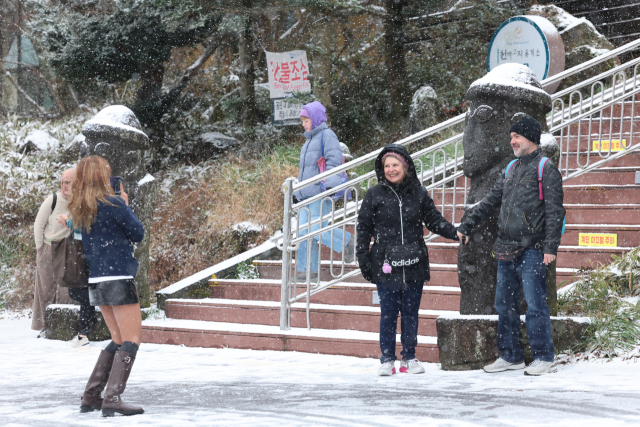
[300,101,327,130]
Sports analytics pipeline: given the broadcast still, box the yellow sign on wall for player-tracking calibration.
[592,140,627,152]
[578,233,617,247]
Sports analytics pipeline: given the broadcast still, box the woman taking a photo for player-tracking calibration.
[68,155,145,417]
[356,144,459,376]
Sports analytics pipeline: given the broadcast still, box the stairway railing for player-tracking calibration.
[279,38,640,331]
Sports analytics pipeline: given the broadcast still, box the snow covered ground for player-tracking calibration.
[2,317,640,426]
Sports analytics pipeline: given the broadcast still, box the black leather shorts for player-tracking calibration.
[88,279,139,306]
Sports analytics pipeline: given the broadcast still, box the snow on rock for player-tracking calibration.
[17,130,60,152]
[82,105,146,137]
[138,173,156,186]
[470,63,548,96]
[530,4,595,35]
[540,133,558,150]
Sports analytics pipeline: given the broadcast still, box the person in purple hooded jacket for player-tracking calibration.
[293,101,354,282]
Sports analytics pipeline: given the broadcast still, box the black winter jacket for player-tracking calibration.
[356,144,459,284]
[457,148,566,255]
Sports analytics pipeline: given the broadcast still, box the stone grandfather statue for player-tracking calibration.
[81,106,158,307]
[458,63,559,316]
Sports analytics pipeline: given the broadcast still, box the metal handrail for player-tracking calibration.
[280,38,640,331]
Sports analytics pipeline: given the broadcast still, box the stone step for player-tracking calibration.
[561,224,640,247]
[564,203,640,225]
[562,167,640,186]
[561,151,640,169]
[254,260,461,286]
[141,318,439,362]
[209,279,461,311]
[572,118,640,135]
[255,259,581,288]
[429,184,640,206]
[426,242,630,269]
[600,101,640,118]
[563,185,640,204]
[164,298,456,336]
[557,134,640,152]
[361,203,640,226]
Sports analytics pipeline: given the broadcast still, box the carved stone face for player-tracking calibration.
[463,98,537,178]
[462,64,552,179]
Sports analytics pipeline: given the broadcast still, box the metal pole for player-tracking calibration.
[280,178,294,330]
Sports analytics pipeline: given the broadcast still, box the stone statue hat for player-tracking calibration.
[466,63,551,107]
[82,105,149,149]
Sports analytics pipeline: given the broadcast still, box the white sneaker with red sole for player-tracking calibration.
[399,358,425,374]
[378,361,396,376]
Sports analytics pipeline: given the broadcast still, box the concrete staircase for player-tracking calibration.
[141,91,640,363]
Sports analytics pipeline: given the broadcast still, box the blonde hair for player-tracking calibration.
[67,156,115,232]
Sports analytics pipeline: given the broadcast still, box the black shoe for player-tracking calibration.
[37,329,47,339]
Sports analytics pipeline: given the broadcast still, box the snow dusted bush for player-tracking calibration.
[149,144,300,297]
[235,261,259,280]
[0,113,90,221]
[559,247,640,358]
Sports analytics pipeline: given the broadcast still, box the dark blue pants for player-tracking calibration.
[495,248,555,363]
[376,281,423,363]
[68,287,96,336]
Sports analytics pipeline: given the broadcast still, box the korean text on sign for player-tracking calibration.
[578,233,617,247]
[592,140,628,152]
[266,50,311,98]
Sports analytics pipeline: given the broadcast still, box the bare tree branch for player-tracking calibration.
[0,59,46,115]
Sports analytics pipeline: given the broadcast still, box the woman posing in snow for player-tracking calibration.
[293,101,354,283]
[68,155,145,417]
[356,144,459,376]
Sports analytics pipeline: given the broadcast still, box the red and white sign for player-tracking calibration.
[266,50,311,98]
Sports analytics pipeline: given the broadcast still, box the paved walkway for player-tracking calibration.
[1,318,640,426]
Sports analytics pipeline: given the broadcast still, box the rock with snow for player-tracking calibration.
[409,86,442,134]
[195,132,240,159]
[82,105,149,150]
[540,132,560,163]
[529,5,618,91]
[340,142,353,163]
[17,130,60,153]
[61,133,90,163]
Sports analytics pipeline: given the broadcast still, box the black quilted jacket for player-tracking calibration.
[356,144,459,284]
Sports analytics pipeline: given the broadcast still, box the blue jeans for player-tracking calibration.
[297,199,351,273]
[495,248,555,363]
[376,281,423,363]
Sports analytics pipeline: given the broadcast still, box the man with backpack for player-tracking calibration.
[457,115,566,376]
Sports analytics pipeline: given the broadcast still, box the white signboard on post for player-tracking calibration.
[487,15,565,93]
[266,50,311,126]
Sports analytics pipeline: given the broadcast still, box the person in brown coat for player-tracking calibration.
[31,168,76,336]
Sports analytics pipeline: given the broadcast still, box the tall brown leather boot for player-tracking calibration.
[80,350,115,412]
[101,349,144,417]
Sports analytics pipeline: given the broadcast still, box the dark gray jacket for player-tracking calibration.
[458,148,566,256]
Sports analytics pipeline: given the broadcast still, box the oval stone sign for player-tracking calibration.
[487,15,565,93]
